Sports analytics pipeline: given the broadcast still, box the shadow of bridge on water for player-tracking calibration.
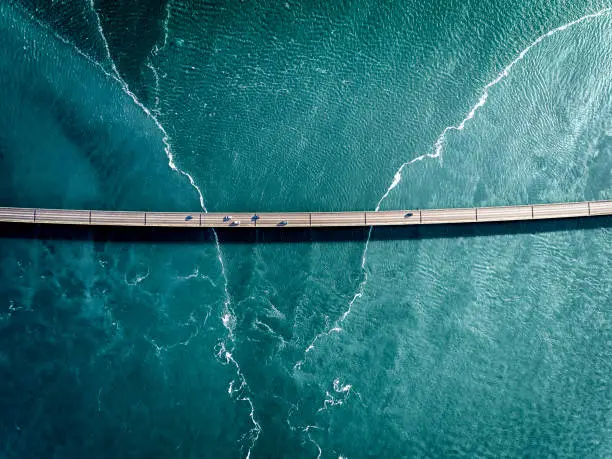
[1,215,610,244]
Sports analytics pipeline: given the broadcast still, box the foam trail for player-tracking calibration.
[293,228,370,370]
[177,267,199,280]
[378,7,612,208]
[124,267,150,286]
[294,7,612,447]
[316,378,356,413]
[88,0,121,79]
[213,246,261,459]
[217,342,262,458]
[145,60,161,114]
[303,425,322,459]
[294,149,433,367]
[145,311,204,357]
[24,2,204,210]
[146,1,171,115]
[86,2,261,455]
[159,2,171,51]
[76,2,205,211]
[298,8,612,365]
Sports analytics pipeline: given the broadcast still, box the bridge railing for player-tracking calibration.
[0,200,610,228]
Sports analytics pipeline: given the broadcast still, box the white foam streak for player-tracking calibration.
[216,342,262,457]
[159,2,171,52]
[241,396,262,459]
[124,268,150,286]
[145,60,161,115]
[317,391,344,413]
[83,1,207,211]
[316,378,358,414]
[86,1,260,455]
[333,378,352,393]
[375,153,435,211]
[88,0,120,79]
[375,165,406,211]
[303,425,323,459]
[295,7,612,450]
[294,229,370,369]
[144,309,207,357]
[433,8,612,159]
[178,267,199,280]
[146,1,171,116]
[378,7,612,211]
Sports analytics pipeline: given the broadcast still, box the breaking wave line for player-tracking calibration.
[84,0,205,210]
[295,7,612,367]
[294,231,371,370]
[379,7,612,206]
[303,425,322,459]
[145,60,161,115]
[293,7,612,448]
[88,0,120,79]
[87,1,262,456]
[146,1,171,116]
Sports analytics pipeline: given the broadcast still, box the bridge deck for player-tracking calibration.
[0,201,610,228]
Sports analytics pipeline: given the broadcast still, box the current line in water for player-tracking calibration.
[379,7,612,208]
[296,5,612,366]
[292,7,612,455]
[86,1,262,456]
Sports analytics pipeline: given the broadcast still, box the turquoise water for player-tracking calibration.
[1,0,611,457]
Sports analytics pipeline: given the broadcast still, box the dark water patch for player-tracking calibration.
[14,0,108,66]
[0,2,200,211]
[0,231,247,458]
[1,215,610,244]
[95,0,170,104]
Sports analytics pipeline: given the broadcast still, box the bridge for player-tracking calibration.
[0,201,610,228]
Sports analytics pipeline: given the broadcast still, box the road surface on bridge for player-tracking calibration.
[0,201,610,228]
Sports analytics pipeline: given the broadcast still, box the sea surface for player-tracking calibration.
[1,0,611,457]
